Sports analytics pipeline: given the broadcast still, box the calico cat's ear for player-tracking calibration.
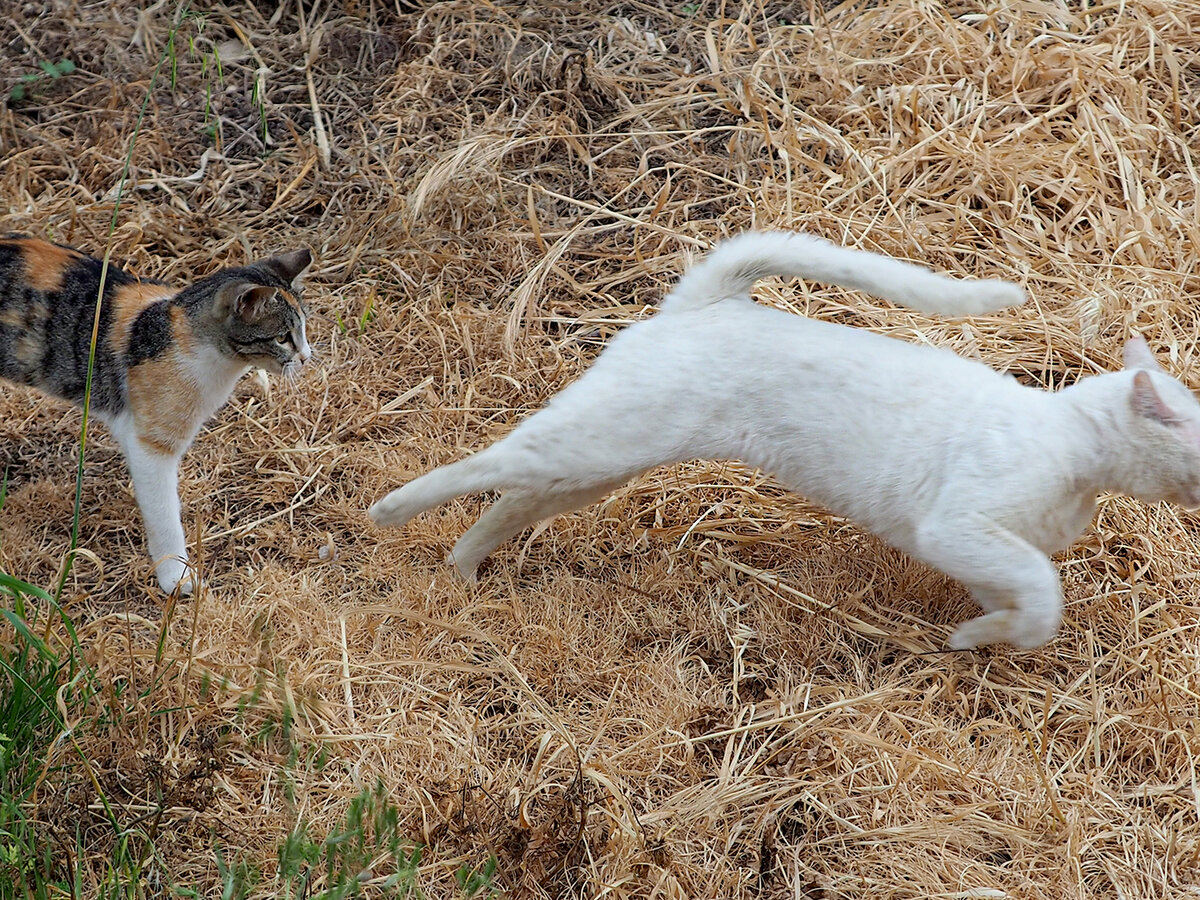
[1123,334,1163,372]
[1130,370,1178,425]
[260,248,312,285]
[215,281,276,323]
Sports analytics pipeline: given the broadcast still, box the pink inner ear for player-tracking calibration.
[1131,370,1177,424]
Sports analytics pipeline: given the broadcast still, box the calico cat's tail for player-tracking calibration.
[662,231,1025,316]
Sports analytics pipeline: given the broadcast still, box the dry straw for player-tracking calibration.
[1,0,1199,897]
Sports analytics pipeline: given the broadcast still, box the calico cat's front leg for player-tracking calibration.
[127,444,194,594]
[915,513,1063,650]
[111,422,194,594]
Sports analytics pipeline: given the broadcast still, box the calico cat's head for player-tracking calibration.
[1121,335,1200,509]
[199,248,313,377]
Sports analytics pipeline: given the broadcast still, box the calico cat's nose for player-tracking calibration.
[297,341,312,365]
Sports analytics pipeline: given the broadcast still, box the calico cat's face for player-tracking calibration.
[207,249,313,377]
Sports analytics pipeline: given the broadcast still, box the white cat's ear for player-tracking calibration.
[1130,370,1178,425]
[1123,334,1163,372]
[216,282,276,322]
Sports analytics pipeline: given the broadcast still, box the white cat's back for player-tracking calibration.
[519,299,1050,547]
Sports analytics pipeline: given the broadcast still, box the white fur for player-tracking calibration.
[100,322,311,596]
[107,414,193,594]
[665,231,1025,316]
[369,231,1200,650]
[285,318,313,380]
[101,350,247,596]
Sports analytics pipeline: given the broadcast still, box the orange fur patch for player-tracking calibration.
[169,305,192,354]
[111,282,177,347]
[17,239,84,292]
[278,288,305,316]
[136,433,179,457]
[127,355,204,458]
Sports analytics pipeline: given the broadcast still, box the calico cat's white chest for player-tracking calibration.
[122,346,248,456]
[182,347,250,416]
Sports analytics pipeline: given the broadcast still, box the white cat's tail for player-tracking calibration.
[662,231,1025,316]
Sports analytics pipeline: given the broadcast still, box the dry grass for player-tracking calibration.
[1,0,1200,896]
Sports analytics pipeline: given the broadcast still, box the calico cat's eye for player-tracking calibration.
[276,333,293,346]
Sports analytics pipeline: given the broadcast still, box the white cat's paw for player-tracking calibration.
[1008,615,1059,650]
[368,488,419,527]
[948,607,1058,651]
[963,281,1026,315]
[446,550,479,584]
[947,610,1015,650]
[947,626,981,651]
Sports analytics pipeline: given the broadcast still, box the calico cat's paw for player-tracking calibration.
[155,557,202,596]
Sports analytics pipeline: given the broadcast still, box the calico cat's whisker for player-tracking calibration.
[290,353,313,378]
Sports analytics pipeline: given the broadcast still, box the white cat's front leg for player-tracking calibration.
[915,514,1063,650]
[969,587,1008,613]
[118,436,194,595]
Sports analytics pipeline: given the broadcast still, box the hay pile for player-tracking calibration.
[1,0,1199,896]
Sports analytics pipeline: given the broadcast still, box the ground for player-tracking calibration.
[1,1,1199,898]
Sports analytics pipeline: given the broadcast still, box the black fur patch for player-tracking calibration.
[0,237,161,414]
[127,303,173,365]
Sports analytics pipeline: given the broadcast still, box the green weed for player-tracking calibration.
[190,23,226,147]
[278,779,423,899]
[199,780,427,900]
[455,856,499,899]
[337,294,378,336]
[251,70,270,146]
[8,58,76,103]
[0,573,78,896]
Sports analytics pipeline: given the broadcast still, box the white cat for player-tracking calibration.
[370,231,1200,650]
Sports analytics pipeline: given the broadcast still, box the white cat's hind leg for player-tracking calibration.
[943,587,1018,648]
[969,587,1008,613]
[450,482,622,580]
[369,447,509,527]
[947,610,1017,650]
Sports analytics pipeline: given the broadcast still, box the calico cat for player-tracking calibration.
[370,230,1200,651]
[0,235,312,594]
